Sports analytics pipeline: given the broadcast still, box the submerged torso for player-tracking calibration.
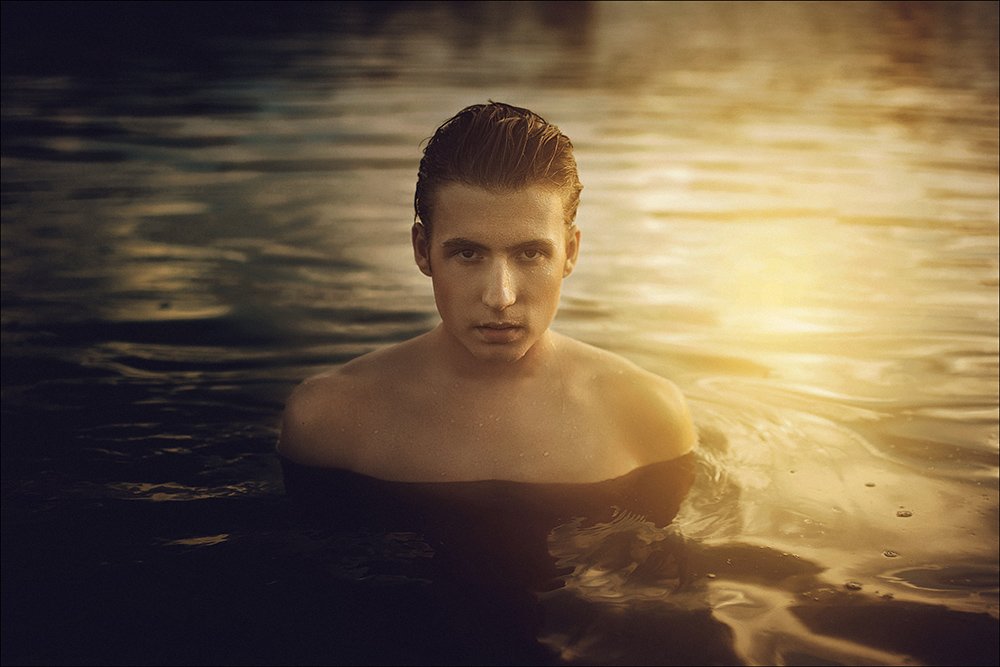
[281,453,695,588]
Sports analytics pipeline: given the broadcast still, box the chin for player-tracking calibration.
[464,336,536,363]
[470,343,532,364]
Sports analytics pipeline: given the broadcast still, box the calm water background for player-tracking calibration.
[2,1,998,665]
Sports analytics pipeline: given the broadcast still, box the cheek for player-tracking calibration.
[534,265,563,292]
[431,271,469,306]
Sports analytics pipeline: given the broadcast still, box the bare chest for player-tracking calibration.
[349,384,636,482]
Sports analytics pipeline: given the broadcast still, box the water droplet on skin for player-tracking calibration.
[845,581,863,591]
[543,451,550,457]
[883,550,899,558]
[706,573,717,579]
[896,509,913,518]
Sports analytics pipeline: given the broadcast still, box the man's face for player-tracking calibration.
[413,183,580,364]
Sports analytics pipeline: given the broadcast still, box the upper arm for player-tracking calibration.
[276,374,353,469]
[624,372,698,464]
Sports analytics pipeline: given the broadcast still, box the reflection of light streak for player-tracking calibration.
[708,582,912,666]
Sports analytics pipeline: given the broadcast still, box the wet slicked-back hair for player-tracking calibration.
[414,101,583,234]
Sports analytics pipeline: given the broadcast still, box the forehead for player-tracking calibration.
[431,183,565,244]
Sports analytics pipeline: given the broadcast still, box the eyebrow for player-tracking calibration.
[441,237,488,252]
[440,237,557,253]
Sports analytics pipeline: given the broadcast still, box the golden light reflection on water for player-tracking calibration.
[163,533,231,547]
[707,581,913,666]
[703,220,839,336]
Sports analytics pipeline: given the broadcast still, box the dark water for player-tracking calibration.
[2,2,998,665]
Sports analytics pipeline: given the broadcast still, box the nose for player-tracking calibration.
[482,259,517,311]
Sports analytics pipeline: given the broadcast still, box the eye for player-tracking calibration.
[451,248,480,261]
[519,247,547,261]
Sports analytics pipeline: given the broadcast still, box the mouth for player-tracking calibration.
[474,322,525,343]
[477,322,521,330]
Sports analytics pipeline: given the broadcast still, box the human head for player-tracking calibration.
[414,101,583,236]
[413,183,579,364]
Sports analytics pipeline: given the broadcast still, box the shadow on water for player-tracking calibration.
[1,1,344,77]
[5,451,995,665]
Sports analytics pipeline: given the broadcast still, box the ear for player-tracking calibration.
[562,225,581,277]
[412,222,433,276]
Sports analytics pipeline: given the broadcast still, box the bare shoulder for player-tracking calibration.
[557,334,697,464]
[275,366,357,469]
[276,339,420,469]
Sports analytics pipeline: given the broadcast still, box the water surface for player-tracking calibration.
[2,2,998,665]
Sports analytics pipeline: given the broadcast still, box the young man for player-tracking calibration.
[277,102,696,483]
